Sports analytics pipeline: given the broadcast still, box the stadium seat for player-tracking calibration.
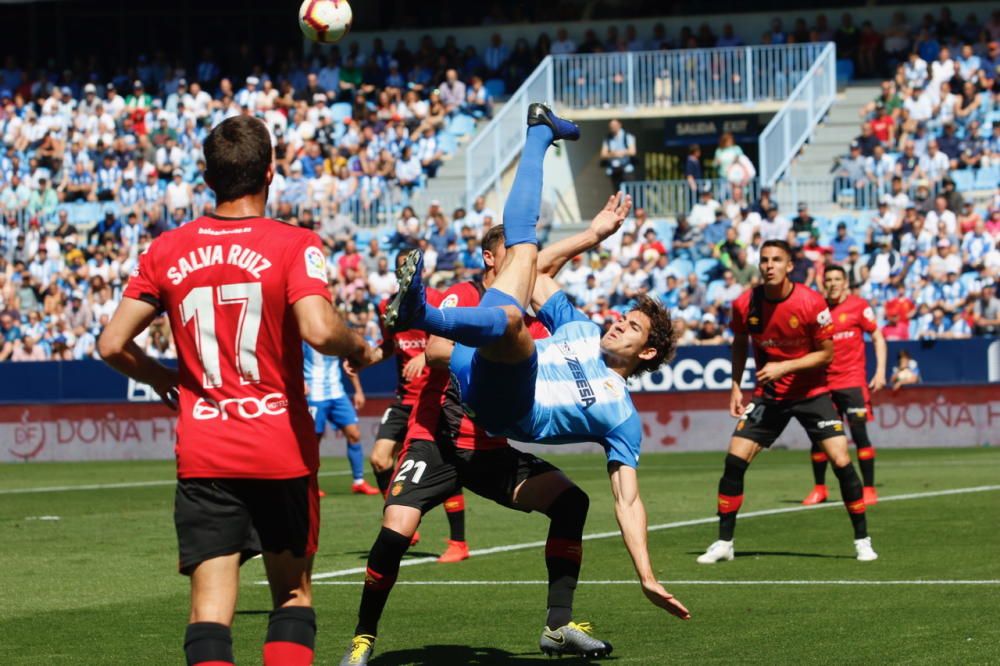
[330,102,353,124]
[694,258,719,283]
[667,258,694,279]
[652,219,675,244]
[484,78,506,99]
[446,114,476,138]
[960,272,980,292]
[706,279,725,303]
[438,132,458,155]
[355,229,374,246]
[836,59,854,84]
[974,166,999,190]
[951,170,975,192]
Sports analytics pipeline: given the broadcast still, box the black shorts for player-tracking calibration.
[831,387,872,425]
[375,400,412,443]
[384,440,558,514]
[733,393,845,448]
[174,475,319,576]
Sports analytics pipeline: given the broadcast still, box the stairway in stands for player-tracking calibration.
[784,83,880,186]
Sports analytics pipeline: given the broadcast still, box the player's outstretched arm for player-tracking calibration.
[98,298,179,409]
[607,462,691,620]
[293,295,379,369]
[536,193,632,277]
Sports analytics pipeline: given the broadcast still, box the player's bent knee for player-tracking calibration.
[382,505,421,537]
[820,437,852,466]
[343,425,362,443]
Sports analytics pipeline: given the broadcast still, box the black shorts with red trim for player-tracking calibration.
[375,400,413,443]
[384,439,558,514]
[830,387,873,424]
[732,393,845,447]
[174,475,319,576]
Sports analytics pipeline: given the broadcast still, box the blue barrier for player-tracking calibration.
[0,338,995,405]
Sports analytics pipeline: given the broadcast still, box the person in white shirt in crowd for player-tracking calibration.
[592,250,622,296]
[613,256,649,305]
[689,184,721,229]
[600,118,637,192]
[866,144,895,187]
[962,219,995,271]
[165,170,192,214]
[559,254,591,303]
[367,256,398,302]
[903,85,933,126]
[925,195,957,237]
[872,197,901,238]
[462,196,495,235]
[929,240,963,277]
[929,48,956,100]
[759,204,791,241]
[904,52,929,89]
[920,140,951,184]
[438,69,466,115]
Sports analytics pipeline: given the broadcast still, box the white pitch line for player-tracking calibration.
[310,579,1000,586]
[309,484,1000,581]
[0,469,352,495]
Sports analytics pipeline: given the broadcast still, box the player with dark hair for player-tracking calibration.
[383,105,690,619]
[801,264,886,506]
[370,259,469,561]
[98,115,379,666]
[696,240,878,564]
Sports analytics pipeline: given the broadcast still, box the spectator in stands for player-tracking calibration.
[600,119,636,193]
[792,203,816,237]
[689,184,720,230]
[891,349,920,389]
[972,283,1000,335]
[834,141,869,203]
[759,204,791,242]
[684,144,702,196]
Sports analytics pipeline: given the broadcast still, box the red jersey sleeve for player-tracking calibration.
[858,299,878,334]
[286,233,332,304]
[807,291,835,343]
[122,242,162,308]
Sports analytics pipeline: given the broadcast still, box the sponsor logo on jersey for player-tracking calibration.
[832,330,857,340]
[304,246,326,281]
[816,419,843,431]
[817,308,832,327]
[863,306,876,322]
[440,294,459,308]
[565,357,597,409]
[198,226,251,235]
[192,392,289,421]
[396,338,426,351]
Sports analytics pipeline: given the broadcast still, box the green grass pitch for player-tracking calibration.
[2,447,999,664]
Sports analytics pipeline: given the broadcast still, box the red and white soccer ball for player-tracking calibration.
[298,0,353,44]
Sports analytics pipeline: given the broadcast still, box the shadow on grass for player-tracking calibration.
[684,550,853,559]
[372,644,615,665]
[343,549,444,560]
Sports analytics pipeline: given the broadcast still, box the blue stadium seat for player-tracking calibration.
[484,78,506,99]
[974,166,999,190]
[836,59,854,84]
[438,132,458,155]
[330,102,353,124]
[951,170,975,192]
[667,258,694,279]
[446,114,476,138]
[706,279,725,304]
[694,258,719,282]
[355,229,374,246]
[652,219,675,244]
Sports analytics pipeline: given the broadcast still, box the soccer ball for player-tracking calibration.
[298,0,353,44]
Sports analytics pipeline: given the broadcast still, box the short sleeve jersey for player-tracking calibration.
[826,295,878,394]
[123,215,332,479]
[515,291,643,468]
[377,287,442,406]
[730,283,834,402]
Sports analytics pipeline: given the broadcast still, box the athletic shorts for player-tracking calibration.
[450,342,537,435]
[174,475,319,576]
[308,396,358,436]
[732,393,845,448]
[384,439,557,514]
[831,387,873,424]
[375,400,412,443]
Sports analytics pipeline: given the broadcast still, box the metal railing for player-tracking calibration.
[757,42,837,187]
[624,176,993,219]
[550,43,824,110]
[466,43,830,208]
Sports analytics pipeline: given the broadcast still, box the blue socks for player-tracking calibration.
[347,442,364,481]
[416,289,521,348]
[503,125,552,247]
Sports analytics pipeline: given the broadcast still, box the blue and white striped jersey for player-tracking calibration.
[512,291,643,468]
[302,342,346,401]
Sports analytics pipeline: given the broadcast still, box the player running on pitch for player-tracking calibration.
[384,104,691,620]
[695,240,878,564]
[801,265,886,507]
[303,343,380,496]
[99,115,378,666]
[341,196,644,666]
[371,272,469,561]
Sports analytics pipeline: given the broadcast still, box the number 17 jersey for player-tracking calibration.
[123,215,333,480]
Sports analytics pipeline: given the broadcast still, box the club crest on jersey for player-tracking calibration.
[304,246,327,281]
[440,294,459,309]
[839,313,848,323]
[391,482,403,496]
[788,315,799,328]
[748,316,759,326]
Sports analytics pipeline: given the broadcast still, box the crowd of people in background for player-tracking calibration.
[1,8,999,362]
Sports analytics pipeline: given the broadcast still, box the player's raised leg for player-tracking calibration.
[802,441,830,505]
[383,103,579,358]
[818,435,877,561]
[697,437,762,564]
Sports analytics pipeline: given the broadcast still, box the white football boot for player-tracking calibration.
[696,539,735,564]
[854,537,879,561]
